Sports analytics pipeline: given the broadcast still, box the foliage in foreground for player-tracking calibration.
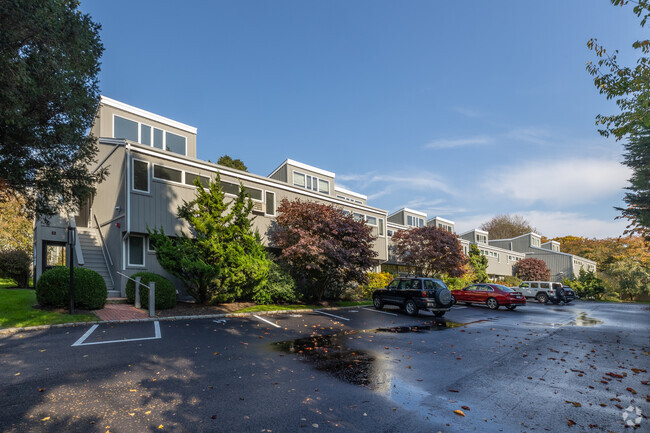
[125,272,177,310]
[269,198,376,302]
[587,0,650,239]
[563,270,607,300]
[467,244,489,283]
[150,175,270,305]
[35,267,107,310]
[360,272,394,299]
[250,260,298,305]
[0,0,106,218]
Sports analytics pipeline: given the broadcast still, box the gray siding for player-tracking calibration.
[268,164,287,182]
[524,250,573,281]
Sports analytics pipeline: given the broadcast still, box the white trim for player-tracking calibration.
[127,234,146,267]
[131,159,150,193]
[334,186,367,200]
[458,228,488,237]
[102,96,197,134]
[387,207,427,218]
[285,158,335,178]
[428,216,454,225]
[489,232,543,242]
[265,190,276,217]
[387,222,407,230]
[108,141,387,214]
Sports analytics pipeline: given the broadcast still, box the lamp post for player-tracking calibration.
[67,224,76,314]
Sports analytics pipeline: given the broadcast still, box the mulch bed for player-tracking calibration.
[154,301,257,317]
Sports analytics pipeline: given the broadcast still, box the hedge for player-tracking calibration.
[0,249,31,288]
[125,272,176,309]
[36,267,107,310]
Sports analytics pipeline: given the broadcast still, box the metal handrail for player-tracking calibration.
[116,271,152,290]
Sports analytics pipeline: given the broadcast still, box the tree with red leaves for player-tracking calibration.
[268,199,377,302]
[515,257,551,281]
[393,226,467,278]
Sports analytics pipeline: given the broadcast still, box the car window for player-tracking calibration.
[540,282,550,289]
[530,282,539,289]
[520,282,529,288]
[483,285,494,292]
[398,280,410,290]
[387,280,399,289]
[495,285,514,292]
[467,285,479,291]
[424,280,444,290]
[410,280,422,290]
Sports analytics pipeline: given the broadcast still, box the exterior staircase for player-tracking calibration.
[77,228,121,298]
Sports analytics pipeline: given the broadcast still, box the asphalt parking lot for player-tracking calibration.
[1,301,648,432]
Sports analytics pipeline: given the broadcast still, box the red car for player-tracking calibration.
[453,284,526,310]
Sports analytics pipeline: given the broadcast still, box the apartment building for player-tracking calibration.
[457,229,526,279]
[489,233,596,281]
[34,97,388,297]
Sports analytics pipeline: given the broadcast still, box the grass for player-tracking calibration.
[234,300,372,313]
[0,279,98,329]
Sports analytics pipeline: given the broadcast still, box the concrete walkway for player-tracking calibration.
[93,303,150,321]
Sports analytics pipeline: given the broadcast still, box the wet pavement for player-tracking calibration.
[0,301,648,432]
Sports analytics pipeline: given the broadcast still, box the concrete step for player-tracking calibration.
[107,290,122,298]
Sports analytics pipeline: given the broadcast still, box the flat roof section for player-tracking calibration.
[100,96,198,134]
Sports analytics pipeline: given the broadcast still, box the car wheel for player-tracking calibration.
[405,299,419,316]
[486,297,499,310]
[433,311,445,318]
[505,305,517,311]
[373,296,384,310]
[536,293,549,304]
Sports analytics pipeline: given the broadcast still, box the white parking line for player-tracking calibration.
[362,307,398,316]
[314,310,350,321]
[451,306,467,309]
[72,322,161,347]
[253,315,281,328]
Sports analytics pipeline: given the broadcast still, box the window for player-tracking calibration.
[387,280,399,289]
[140,124,151,146]
[407,215,413,226]
[387,229,394,237]
[378,219,384,236]
[165,131,186,155]
[353,212,364,221]
[243,186,262,201]
[540,282,550,289]
[221,180,240,195]
[148,237,156,252]
[132,159,149,192]
[532,237,541,247]
[113,116,187,156]
[530,283,539,288]
[153,128,163,149]
[114,116,139,142]
[128,235,145,266]
[476,234,487,244]
[265,191,275,216]
[153,164,183,183]
[437,223,453,233]
[318,179,329,194]
[293,172,305,187]
[185,173,210,188]
[336,194,362,204]
[366,216,377,226]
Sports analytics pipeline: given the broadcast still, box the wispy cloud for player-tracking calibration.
[452,106,482,118]
[338,171,455,199]
[482,158,630,206]
[424,136,493,149]
[504,127,555,146]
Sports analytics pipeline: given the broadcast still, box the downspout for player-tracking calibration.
[122,141,131,270]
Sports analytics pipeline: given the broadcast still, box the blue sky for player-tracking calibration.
[81,0,644,238]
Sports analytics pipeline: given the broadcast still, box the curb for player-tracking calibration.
[0,304,373,335]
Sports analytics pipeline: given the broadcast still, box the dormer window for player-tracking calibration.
[407,215,424,228]
[531,237,541,247]
[293,171,329,195]
[476,234,487,244]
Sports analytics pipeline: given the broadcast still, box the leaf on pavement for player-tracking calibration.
[453,410,465,417]
[626,387,637,394]
[567,419,576,426]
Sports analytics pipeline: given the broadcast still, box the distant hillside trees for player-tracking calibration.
[479,214,539,240]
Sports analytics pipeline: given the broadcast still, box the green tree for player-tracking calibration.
[0,192,32,254]
[479,214,539,240]
[563,270,607,299]
[468,244,489,282]
[606,258,650,300]
[587,0,650,239]
[0,0,106,218]
[149,175,269,305]
[217,155,248,172]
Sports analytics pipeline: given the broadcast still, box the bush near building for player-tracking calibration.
[515,258,550,281]
[359,272,393,299]
[0,249,31,288]
[125,272,177,309]
[251,260,298,305]
[35,267,107,310]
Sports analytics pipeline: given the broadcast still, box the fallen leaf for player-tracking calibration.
[626,387,637,394]
[461,405,470,410]
[448,389,459,393]
[567,419,576,426]
[453,410,465,417]
[158,425,163,429]
[41,417,50,421]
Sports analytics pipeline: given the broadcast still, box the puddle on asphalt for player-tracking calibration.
[573,312,603,326]
[272,319,464,388]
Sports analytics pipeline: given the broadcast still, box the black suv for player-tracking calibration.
[372,277,455,317]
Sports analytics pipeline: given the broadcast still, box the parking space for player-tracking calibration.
[72,321,161,347]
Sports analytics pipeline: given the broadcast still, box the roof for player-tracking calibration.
[268,158,335,179]
[100,96,197,134]
[388,207,427,218]
[429,216,455,224]
[489,232,543,242]
[334,186,367,200]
